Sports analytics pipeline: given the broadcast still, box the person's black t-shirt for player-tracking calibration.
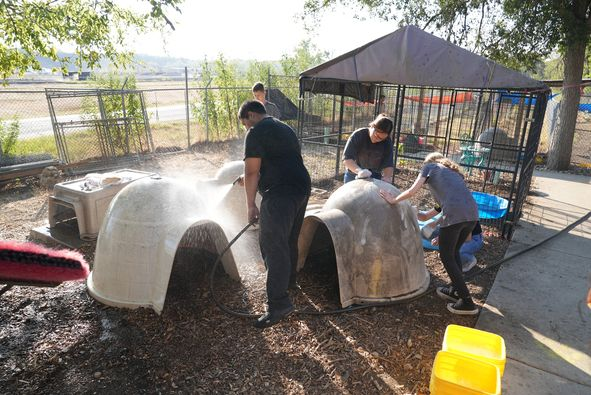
[343,128,394,173]
[244,117,311,197]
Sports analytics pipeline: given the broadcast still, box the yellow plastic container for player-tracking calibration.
[442,324,506,376]
[430,350,501,395]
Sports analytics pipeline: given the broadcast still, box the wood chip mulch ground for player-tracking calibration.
[0,149,509,394]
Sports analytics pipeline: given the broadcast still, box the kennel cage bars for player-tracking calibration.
[296,83,548,239]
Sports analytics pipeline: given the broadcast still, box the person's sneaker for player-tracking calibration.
[447,299,479,315]
[253,305,295,329]
[462,256,477,273]
[436,286,460,303]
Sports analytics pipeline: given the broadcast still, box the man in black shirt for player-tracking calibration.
[238,100,311,328]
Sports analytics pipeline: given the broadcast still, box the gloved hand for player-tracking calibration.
[421,223,436,239]
[356,169,372,179]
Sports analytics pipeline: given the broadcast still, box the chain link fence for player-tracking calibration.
[539,90,591,171]
[0,76,299,181]
[3,75,590,183]
[299,85,548,238]
[572,108,591,167]
[0,90,59,166]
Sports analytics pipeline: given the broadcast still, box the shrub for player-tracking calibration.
[0,117,20,157]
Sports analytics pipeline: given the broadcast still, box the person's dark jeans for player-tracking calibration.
[438,221,477,300]
[259,193,309,312]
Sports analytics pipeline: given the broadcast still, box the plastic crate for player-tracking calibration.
[430,350,501,395]
[49,169,155,240]
[443,324,506,376]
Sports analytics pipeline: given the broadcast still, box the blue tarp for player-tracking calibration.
[498,92,591,113]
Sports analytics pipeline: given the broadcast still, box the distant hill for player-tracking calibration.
[32,52,280,77]
[34,51,201,74]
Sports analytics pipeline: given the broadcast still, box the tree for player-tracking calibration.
[213,54,250,138]
[280,39,330,103]
[280,39,329,76]
[245,60,277,87]
[0,0,183,80]
[303,0,591,170]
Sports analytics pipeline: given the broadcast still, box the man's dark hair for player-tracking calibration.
[238,100,267,119]
[369,114,394,136]
[252,82,265,92]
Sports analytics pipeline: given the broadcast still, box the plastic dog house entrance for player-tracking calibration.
[298,179,430,308]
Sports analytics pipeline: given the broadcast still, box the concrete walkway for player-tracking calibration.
[476,170,591,394]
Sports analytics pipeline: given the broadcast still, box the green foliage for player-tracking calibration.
[245,61,276,87]
[532,57,564,80]
[13,133,58,158]
[303,0,590,73]
[279,40,330,105]
[0,117,20,157]
[280,40,329,76]
[215,54,242,137]
[192,55,249,141]
[191,41,327,142]
[192,58,218,141]
[0,0,182,80]
[303,0,591,169]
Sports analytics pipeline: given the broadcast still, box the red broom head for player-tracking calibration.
[0,240,89,283]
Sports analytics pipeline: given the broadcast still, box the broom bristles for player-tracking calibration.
[0,240,89,283]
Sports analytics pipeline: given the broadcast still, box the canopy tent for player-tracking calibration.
[300,25,549,101]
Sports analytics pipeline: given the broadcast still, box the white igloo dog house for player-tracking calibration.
[87,161,256,314]
[298,179,429,307]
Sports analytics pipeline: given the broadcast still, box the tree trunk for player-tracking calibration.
[547,40,586,170]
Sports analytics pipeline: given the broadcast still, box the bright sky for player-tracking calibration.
[127,0,398,61]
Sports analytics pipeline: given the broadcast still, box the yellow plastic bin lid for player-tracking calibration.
[443,324,506,376]
[430,350,501,395]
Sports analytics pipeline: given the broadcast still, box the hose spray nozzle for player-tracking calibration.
[232,176,242,185]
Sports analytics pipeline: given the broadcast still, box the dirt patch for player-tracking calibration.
[0,148,507,394]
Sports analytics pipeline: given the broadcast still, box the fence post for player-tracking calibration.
[139,92,154,153]
[185,66,191,149]
[205,79,211,142]
[121,78,130,155]
[236,90,241,135]
[335,87,346,180]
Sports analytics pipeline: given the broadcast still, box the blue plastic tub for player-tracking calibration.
[418,216,440,251]
[472,192,508,219]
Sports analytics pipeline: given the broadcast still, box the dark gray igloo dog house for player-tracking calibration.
[298,179,429,307]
